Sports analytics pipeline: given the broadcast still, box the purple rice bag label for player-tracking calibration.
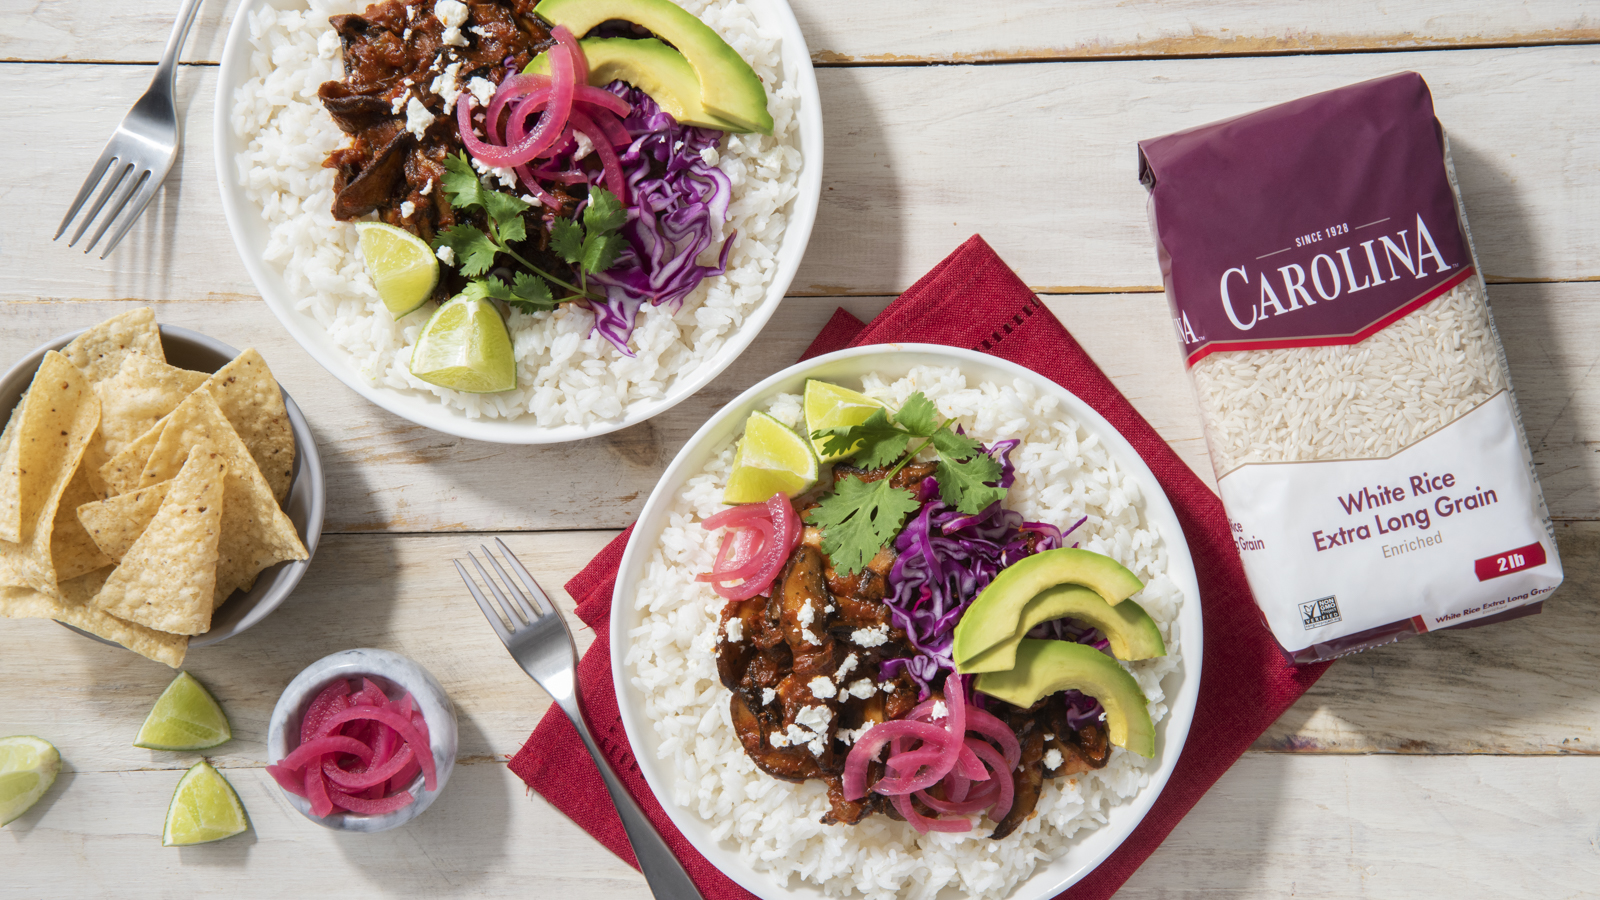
[1138,72,1472,367]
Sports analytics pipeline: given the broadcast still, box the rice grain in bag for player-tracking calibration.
[1137,72,1563,663]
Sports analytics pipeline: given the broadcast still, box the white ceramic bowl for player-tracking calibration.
[214,0,823,444]
[0,325,324,649]
[267,648,459,832]
[611,344,1204,900]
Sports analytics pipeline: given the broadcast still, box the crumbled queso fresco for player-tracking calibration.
[851,624,889,647]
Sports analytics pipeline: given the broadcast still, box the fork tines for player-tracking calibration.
[455,538,556,639]
[56,148,160,259]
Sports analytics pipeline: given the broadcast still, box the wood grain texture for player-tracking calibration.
[4,744,1599,897]
[3,276,1595,533]
[6,0,1600,65]
[3,525,1594,776]
[0,531,614,774]
[8,46,1600,302]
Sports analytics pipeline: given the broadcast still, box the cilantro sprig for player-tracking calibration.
[807,391,1006,574]
[430,152,626,313]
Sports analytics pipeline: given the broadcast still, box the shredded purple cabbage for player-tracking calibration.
[585,84,735,354]
[878,441,1080,697]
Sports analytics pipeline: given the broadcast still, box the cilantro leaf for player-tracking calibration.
[808,475,921,574]
[583,186,627,235]
[483,191,530,244]
[433,224,499,277]
[509,272,556,312]
[813,408,910,469]
[935,454,1005,514]
[894,393,939,437]
[581,231,625,275]
[550,218,584,265]
[463,276,513,303]
[441,152,488,212]
[930,428,984,461]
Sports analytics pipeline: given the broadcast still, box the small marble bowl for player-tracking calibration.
[267,649,458,832]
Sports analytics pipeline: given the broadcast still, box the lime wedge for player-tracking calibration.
[723,411,818,504]
[163,760,249,846]
[0,736,60,826]
[803,380,887,461]
[356,221,440,318]
[410,293,517,393]
[135,672,232,751]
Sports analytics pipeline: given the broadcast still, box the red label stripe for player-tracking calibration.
[1474,541,1547,582]
[1185,267,1475,367]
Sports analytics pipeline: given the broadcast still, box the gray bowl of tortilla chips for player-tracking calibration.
[0,308,323,667]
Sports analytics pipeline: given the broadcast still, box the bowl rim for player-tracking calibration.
[608,343,1204,900]
[0,323,325,650]
[212,0,825,445]
[265,648,459,832]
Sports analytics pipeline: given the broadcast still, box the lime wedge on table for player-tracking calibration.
[804,380,887,461]
[723,412,818,504]
[162,760,249,846]
[356,221,439,318]
[0,736,60,826]
[410,293,517,393]
[135,671,232,751]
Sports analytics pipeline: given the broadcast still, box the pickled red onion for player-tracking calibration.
[841,675,1022,832]
[696,494,800,600]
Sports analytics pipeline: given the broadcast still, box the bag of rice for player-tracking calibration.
[1136,72,1563,663]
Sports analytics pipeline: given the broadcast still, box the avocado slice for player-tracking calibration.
[952,548,1145,667]
[959,583,1166,674]
[535,0,774,134]
[975,639,1155,758]
[525,37,746,132]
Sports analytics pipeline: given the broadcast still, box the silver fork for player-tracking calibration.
[457,538,704,900]
[55,0,205,258]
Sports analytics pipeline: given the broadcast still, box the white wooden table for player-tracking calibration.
[4,2,1600,896]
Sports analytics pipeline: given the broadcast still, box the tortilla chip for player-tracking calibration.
[92,445,224,636]
[0,567,187,668]
[0,397,24,543]
[202,350,295,505]
[0,353,100,595]
[60,307,164,386]
[100,416,166,497]
[135,390,307,604]
[76,480,171,563]
[96,352,208,459]
[50,463,112,582]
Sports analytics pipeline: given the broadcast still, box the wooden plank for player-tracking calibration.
[0,531,616,774]
[0,763,650,897]
[1122,755,1600,897]
[3,752,1598,897]
[3,276,1595,532]
[9,47,1600,302]
[6,0,1600,66]
[3,525,1596,776]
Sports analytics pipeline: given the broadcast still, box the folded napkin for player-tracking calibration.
[510,235,1331,899]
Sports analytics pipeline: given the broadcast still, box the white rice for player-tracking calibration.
[231,0,803,426]
[628,366,1185,900]
[1189,280,1508,476]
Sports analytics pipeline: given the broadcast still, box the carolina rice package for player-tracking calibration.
[1137,72,1563,663]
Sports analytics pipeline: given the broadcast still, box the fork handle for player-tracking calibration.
[151,0,205,95]
[556,696,706,900]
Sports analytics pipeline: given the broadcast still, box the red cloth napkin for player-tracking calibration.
[510,235,1330,898]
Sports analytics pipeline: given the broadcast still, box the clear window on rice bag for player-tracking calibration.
[1136,72,1563,664]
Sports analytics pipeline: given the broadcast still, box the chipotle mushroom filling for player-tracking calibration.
[318,0,583,302]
